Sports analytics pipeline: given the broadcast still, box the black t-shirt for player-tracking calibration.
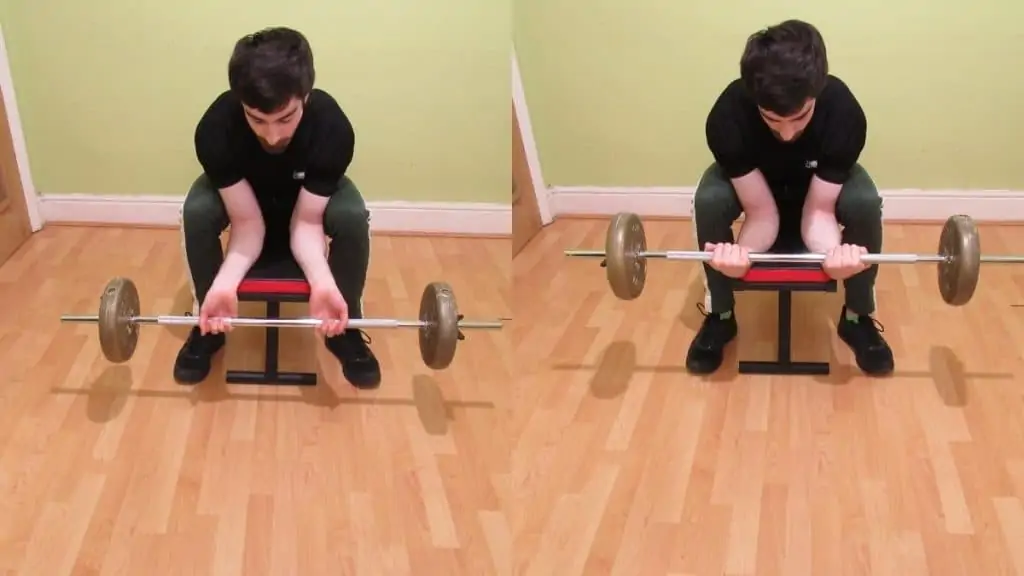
[705,74,866,192]
[194,88,354,224]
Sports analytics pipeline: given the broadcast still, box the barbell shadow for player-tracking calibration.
[927,345,981,407]
[548,340,731,401]
[50,363,494,433]
[550,341,1011,405]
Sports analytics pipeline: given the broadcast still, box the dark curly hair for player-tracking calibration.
[228,27,315,113]
[740,20,828,117]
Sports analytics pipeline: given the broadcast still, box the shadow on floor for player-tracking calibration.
[50,366,494,436]
[549,340,1010,407]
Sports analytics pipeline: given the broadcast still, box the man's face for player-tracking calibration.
[243,97,305,154]
[759,99,815,142]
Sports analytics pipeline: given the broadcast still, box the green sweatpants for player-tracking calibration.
[691,162,883,315]
[179,174,371,319]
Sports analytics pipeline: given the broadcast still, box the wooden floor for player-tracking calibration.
[512,217,1024,576]
[0,225,511,576]
[8,219,1024,575]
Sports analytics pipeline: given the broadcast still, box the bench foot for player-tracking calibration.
[226,369,318,386]
[738,360,830,375]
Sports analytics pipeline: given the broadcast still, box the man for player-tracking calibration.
[687,19,894,376]
[174,27,381,388]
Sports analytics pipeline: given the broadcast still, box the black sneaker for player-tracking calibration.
[325,329,382,389]
[837,306,894,376]
[685,303,738,374]
[173,326,226,384]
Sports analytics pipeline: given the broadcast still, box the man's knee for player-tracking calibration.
[181,174,228,234]
[324,205,370,240]
[692,164,742,228]
[322,176,370,240]
[836,166,882,227]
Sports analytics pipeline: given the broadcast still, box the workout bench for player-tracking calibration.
[228,255,318,386]
[733,257,837,375]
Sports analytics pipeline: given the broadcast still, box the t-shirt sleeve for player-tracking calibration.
[705,89,756,179]
[194,101,245,190]
[303,106,355,197]
[815,92,867,185]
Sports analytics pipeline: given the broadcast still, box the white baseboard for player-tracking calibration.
[38,194,511,236]
[548,186,1024,222]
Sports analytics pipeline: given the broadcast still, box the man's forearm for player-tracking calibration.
[736,216,779,251]
[731,170,779,252]
[801,208,842,252]
[290,221,335,289]
[801,176,844,253]
[212,219,264,289]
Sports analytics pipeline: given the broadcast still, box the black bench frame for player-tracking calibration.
[225,257,318,386]
[732,260,837,375]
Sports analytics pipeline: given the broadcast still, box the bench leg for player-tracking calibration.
[226,301,318,386]
[738,290,830,375]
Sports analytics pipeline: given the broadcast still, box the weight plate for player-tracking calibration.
[937,214,981,306]
[98,276,141,363]
[604,212,647,300]
[418,281,459,370]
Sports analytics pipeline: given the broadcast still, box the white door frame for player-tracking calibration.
[0,22,42,232]
[511,46,553,225]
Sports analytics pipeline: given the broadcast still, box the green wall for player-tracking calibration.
[1,1,508,203]
[515,0,1024,190]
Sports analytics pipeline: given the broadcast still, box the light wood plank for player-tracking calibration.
[0,226,511,576]
[512,217,1024,575]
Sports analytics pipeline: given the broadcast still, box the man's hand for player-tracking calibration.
[199,282,239,335]
[309,280,348,337]
[704,242,753,279]
[822,244,869,280]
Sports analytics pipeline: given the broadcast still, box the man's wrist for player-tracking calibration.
[210,274,241,293]
[308,272,338,292]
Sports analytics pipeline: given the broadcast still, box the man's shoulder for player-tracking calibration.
[812,74,866,142]
[305,89,351,128]
[706,77,757,138]
[816,75,862,113]
[298,88,354,159]
[712,78,751,112]
[199,90,242,125]
[195,90,246,148]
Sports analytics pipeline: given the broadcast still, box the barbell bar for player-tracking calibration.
[59,315,504,330]
[564,211,1007,306]
[564,249,1024,265]
[61,276,504,370]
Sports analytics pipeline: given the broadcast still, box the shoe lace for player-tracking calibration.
[344,328,374,359]
[853,315,887,349]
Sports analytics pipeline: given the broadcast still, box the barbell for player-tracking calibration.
[61,277,505,370]
[564,212,1019,306]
